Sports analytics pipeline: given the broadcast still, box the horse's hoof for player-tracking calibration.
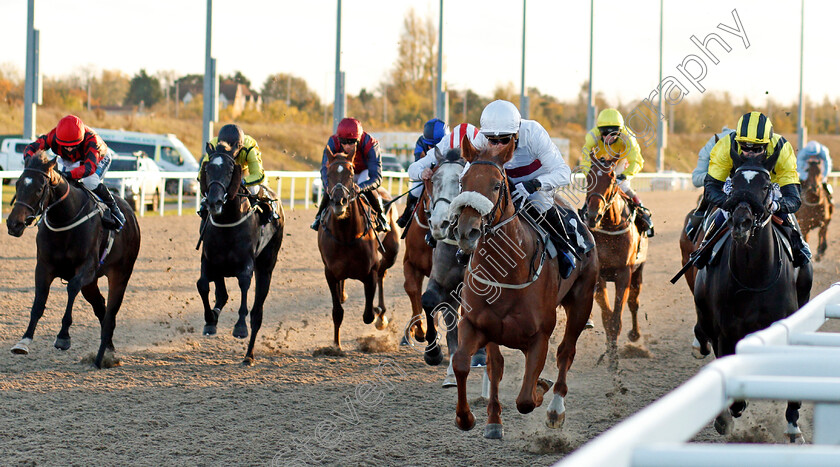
[470,352,487,368]
[232,325,248,339]
[546,410,566,429]
[54,337,71,351]
[714,412,733,435]
[374,310,389,331]
[363,309,375,325]
[340,291,348,303]
[203,325,217,336]
[484,423,504,439]
[424,345,444,366]
[585,318,595,330]
[241,357,255,367]
[413,328,426,342]
[628,330,641,342]
[442,374,457,388]
[399,335,410,346]
[536,378,554,398]
[691,337,707,359]
[455,412,475,431]
[516,400,536,414]
[11,338,32,355]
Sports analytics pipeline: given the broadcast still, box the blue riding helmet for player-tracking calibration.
[422,118,448,146]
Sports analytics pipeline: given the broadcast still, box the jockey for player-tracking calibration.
[685,127,734,239]
[581,108,654,237]
[797,140,833,204]
[409,122,480,183]
[695,111,811,268]
[311,117,390,232]
[23,114,125,230]
[198,124,277,225]
[474,99,590,279]
[397,118,448,228]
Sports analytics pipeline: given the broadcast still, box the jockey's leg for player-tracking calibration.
[619,179,654,237]
[362,190,391,233]
[690,209,727,269]
[781,213,812,267]
[685,194,709,239]
[310,191,330,231]
[823,182,834,204]
[397,181,422,228]
[248,184,278,224]
[522,192,577,280]
[85,156,125,231]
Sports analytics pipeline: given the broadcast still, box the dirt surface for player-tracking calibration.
[1,190,838,466]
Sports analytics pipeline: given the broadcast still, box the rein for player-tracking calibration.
[586,174,635,234]
[15,168,98,232]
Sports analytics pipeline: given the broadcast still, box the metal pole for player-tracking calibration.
[436,0,444,119]
[202,0,214,146]
[520,0,528,119]
[333,0,343,131]
[23,0,36,140]
[586,0,595,130]
[798,0,806,149]
[657,0,664,172]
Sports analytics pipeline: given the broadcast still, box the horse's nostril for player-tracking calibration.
[441,220,450,229]
[467,228,480,243]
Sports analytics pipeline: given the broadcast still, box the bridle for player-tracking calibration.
[205,151,242,204]
[327,158,359,205]
[425,158,466,220]
[460,160,517,235]
[728,166,774,237]
[585,160,626,229]
[13,167,72,227]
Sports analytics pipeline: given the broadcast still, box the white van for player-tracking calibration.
[94,129,199,194]
[0,138,33,172]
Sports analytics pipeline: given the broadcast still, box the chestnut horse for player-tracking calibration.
[797,157,832,261]
[450,136,598,439]
[317,150,400,349]
[584,155,647,369]
[401,177,432,345]
[6,152,141,369]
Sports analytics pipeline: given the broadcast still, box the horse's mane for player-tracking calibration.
[443,148,462,162]
[728,164,770,213]
[216,140,234,154]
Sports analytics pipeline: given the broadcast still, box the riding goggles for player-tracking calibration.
[487,135,514,146]
[338,137,358,145]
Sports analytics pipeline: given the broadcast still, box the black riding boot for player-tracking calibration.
[93,183,125,231]
[536,207,577,280]
[631,201,655,237]
[311,194,330,231]
[198,197,209,233]
[690,211,725,269]
[364,191,391,233]
[824,182,834,205]
[685,197,709,240]
[397,193,419,228]
[783,215,812,267]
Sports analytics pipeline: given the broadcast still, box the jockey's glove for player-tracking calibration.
[616,174,627,181]
[521,179,542,194]
[770,200,780,213]
[512,183,530,205]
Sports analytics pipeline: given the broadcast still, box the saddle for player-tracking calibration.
[80,184,120,230]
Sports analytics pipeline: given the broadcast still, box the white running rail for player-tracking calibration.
[557,283,840,467]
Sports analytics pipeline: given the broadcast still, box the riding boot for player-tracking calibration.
[311,193,330,231]
[198,197,209,233]
[630,195,655,237]
[533,206,578,279]
[824,182,834,205]
[397,193,419,228]
[783,214,812,268]
[364,190,391,233]
[685,197,708,240]
[690,211,725,269]
[93,183,125,231]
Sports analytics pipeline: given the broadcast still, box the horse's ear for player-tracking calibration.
[227,164,242,200]
[461,134,477,163]
[498,137,516,165]
[325,145,336,163]
[206,142,215,155]
[434,147,445,164]
[47,156,58,170]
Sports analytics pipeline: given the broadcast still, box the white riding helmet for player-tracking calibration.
[480,100,521,136]
[803,140,822,156]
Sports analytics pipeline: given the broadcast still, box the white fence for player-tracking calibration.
[558,283,840,467]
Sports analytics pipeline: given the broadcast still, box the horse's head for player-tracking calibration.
[202,142,242,216]
[325,147,357,219]
[585,155,619,229]
[428,148,466,241]
[805,156,823,189]
[7,151,62,237]
[725,163,773,246]
[450,134,514,253]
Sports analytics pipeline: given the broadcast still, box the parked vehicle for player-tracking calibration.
[0,137,55,184]
[94,129,199,195]
[103,154,163,212]
[310,153,405,203]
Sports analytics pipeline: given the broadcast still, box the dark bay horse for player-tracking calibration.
[197,142,284,365]
[584,156,647,369]
[797,157,832,261]
[6,152,140,369]
[694,162,812,441]
[450,136,598,438]
[678,195,706,296]
[401,175,432,345]
[317,149,400,350]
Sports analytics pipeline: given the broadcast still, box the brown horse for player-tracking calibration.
[797,157,832,261]
[678,196,706,296]
[450,136,598,439]
[584,156,647,368]
[317,150,400,349]
[6,152,141,369]
[401,182,431,344]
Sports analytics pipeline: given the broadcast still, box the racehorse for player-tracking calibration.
[6,151,141,369]
[693,160,813,441]
[401,172,432,345]
[678,196,706,296]
[197,142,284,365]
[797,157,832,262]
[317,149,400,350]
[584,155,647,369]
[450,136,598,438]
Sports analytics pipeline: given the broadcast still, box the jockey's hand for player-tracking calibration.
[521,179,542,194]
[513,183,531,205]
[616,173,627,182]
[770,200,780,213]
[421,168,433,180]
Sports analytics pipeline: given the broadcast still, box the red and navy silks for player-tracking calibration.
[320,132,382,192]
[24,126,108,179]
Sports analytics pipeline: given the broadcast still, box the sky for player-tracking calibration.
[1,0,839,109]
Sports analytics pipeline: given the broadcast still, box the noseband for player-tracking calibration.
[729,166,774,235]
[205,151,238,201]
[14,167,70,225]
[458,160,517,235]
[427,158,467,216]
[327,159,358,204]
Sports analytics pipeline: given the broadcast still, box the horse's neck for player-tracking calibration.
[477,202,536,282]
[329,200,368,240]
[804,176,822,202]
[214,196,250,223]
[45,180,86,224]
[606,190,627,225]
[730,222,777,283]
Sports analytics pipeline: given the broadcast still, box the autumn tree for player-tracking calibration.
[125,69,162,107]
[261,73,321,114]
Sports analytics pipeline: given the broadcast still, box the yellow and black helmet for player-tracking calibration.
[596,108,625,129]
[735,111,773,144]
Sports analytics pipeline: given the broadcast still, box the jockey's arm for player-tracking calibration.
[619,132,643,179]
[319,140,336,188]
[705,138,733,208]
[579,130,598,175]
[693,135,716,188]
[241,139,265,186]
[69,140,99,179]
[23,132,51,162]
[773,143,801,214]
[529,123,571,190]
[823,146,833,179]
[408,149,436,181]
[357,138,382,193]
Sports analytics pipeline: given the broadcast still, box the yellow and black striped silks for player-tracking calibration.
[735,111,774,144]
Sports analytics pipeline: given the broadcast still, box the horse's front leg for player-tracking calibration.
[627,264,644,342]
[373,268,389,330]
[55,261,95,351]
[362,273,376,326]
[402,262,426,342]
[817,223,829,261]
[12,262,55,355]
[483,342,505,439]
[605,270,631,372]
[785,401,804,444]
[197,261,222,336]
[233,264,253,339]
[453,317,485,431]
[516,332,550,415]
[325,269,344,349]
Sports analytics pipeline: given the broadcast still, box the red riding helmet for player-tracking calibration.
[336,118,363,141]
[56,115,85,146]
